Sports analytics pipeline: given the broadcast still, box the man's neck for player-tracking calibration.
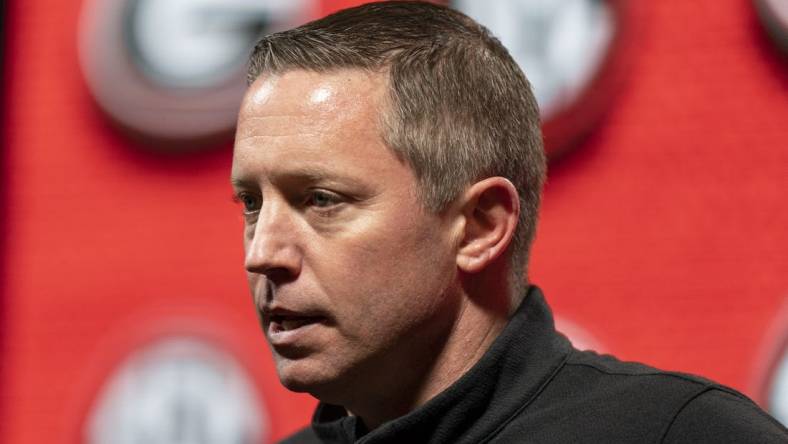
[348,284,512,429]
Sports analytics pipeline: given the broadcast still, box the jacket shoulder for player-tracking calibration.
[661,388,788,443]
[564,348,721,393]
[278,426,320,444]
[494,349,783,443]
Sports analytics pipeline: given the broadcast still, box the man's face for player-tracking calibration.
[231,70,462,401]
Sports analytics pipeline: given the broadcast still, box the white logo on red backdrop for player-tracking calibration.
[449,0,635,157]
[85,337,268,444]
[78,0,315,146]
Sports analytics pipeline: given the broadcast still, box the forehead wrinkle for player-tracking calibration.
[238,112,330,144]
[236,133,322,146]
[237,109,340,147]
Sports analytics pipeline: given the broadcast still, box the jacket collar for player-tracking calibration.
[311,286,572,444]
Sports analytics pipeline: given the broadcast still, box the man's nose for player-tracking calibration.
[244,203,303,283]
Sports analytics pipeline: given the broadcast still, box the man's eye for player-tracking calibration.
[237,193,261,214]
[307,190,341,208]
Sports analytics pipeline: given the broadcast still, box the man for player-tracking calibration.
[231,2,787,443]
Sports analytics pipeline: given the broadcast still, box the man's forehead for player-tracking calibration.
[238,69,388,122]
[232,68,402,185]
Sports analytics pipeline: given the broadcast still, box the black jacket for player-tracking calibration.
[281,287,788,443]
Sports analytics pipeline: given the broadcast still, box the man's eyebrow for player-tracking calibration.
[231,167,365,188]
[230,177,256,190]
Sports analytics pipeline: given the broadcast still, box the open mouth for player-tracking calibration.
[269,314,325,333]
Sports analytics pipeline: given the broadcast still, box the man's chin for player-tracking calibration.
[275,357,341,398]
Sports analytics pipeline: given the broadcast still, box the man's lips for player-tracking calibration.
[261,306,330,339]
[268,313,326,333]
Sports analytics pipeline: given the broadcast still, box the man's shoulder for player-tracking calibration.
[494,348,788,443]
[558,349,757,413]
[277,426,320,444]
[662,388,788,443]
[537,349,725,426]
[563,348,720,390]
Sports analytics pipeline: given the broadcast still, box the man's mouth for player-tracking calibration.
[261,305,330,346]
[269,314,325,333]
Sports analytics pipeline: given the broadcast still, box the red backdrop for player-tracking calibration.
[1,0,787,442]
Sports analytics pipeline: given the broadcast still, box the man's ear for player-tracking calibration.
[456,177,520,274]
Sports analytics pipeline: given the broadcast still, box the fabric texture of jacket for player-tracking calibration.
[280,286,788,443]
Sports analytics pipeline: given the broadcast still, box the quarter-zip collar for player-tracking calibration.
[310,286,572,444]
